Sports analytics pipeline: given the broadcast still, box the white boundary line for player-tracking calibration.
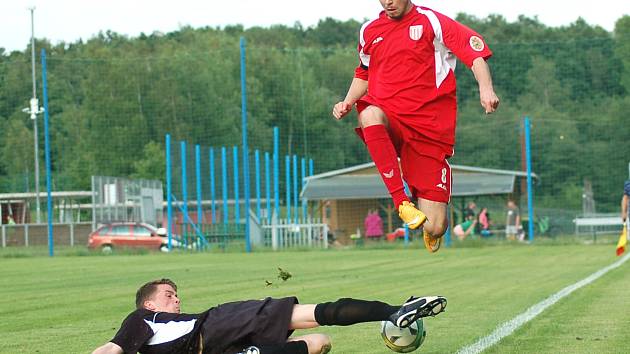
[456,253,630,354]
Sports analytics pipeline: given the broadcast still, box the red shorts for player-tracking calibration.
[355,100,453,203]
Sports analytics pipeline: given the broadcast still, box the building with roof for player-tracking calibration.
[301,162,537,242]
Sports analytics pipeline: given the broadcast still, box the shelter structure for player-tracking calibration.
[0,191,92,224]
[301,162,538,242]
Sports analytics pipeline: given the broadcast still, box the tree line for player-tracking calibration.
[0,13,629,211]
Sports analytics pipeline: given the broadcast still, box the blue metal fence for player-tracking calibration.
[164,128,314,252]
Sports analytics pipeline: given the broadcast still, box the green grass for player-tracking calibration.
[1,242,628,353]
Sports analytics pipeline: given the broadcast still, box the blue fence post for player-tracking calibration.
[444,226,452,247]
[265,152,271,224]
[255,150,261,221]
[402,180,412,247]
[293,155,298,224]
[166,134,173,249]
[195,145,203,232]
[273,127,279,221]
[209,148,216,224]
[444,203,453,247]
[221,147,228,224]
[444,204,452,247]
[301,158,306,186]
[308,158,314,221]
[286,155,291,221]
[403,181,411,200]
[180,141,188,245]
[233,146,240,223]
[301,157,307,220]
[41,49,53,257]
[525,117,535,242]
[240,36,251,252]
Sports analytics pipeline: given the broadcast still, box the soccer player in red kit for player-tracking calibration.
[333,0,500,253]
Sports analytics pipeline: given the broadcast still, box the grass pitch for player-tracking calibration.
[1,242,628,353]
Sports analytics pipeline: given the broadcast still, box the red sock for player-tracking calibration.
[362,125,408,208]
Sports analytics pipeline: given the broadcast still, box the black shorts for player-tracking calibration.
[201,297,298,354]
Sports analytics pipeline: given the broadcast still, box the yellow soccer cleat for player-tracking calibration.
[398,201,427,230]
[423,229,442,253]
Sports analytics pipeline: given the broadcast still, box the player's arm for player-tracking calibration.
[333,77,368,120]
[433,9,499,115]
[92,342,123,354]
[622,194,628,221]
[471,57,499,114]
[334,23,370,121]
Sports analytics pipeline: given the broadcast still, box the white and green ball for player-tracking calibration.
[381,319,426,353]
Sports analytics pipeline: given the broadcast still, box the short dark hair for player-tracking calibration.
[135,278,177,309]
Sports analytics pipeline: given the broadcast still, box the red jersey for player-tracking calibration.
[354,5,492,146]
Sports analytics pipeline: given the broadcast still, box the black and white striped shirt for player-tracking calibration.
[111,309,208,354]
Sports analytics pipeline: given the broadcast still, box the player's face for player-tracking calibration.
[379,0,413,20]
[146,284,181,313]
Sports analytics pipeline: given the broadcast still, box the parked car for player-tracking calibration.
[386,227,407,242]
[87,222,180,253]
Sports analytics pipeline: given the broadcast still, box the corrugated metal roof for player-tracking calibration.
[301,172,516,200]
[0,191,92,200]
[452,173,515,196]
[302,175,390,200]
[305,162,538,181]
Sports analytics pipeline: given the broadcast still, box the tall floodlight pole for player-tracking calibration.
[22,7,44,223]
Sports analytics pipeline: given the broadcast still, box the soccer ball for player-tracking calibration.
[381,319,426,353]
[238,346,260,354]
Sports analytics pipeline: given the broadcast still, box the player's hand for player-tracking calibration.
[480,89,500,115]
[332,101,352,120]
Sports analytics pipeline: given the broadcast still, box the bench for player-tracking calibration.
[573,216,623,236]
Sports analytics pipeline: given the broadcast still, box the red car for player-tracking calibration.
[386,227,407,242]
[87,222,175,253]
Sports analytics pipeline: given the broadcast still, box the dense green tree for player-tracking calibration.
[615,15,630,93]
[132,141,166,180]
[0,14,627,213]
[0,115,36,191]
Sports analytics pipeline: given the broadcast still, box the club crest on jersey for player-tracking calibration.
[409,25,423,40]
[469,36,485,51]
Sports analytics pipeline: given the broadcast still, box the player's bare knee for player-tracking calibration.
[425,219,448,237]
[359,106,387,128]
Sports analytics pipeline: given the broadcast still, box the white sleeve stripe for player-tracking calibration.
[359,21,370,47]
[417,7,443,44]
[359,19,378,67]
[416,7,455,88]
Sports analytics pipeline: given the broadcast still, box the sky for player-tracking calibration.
[1,0,628,53]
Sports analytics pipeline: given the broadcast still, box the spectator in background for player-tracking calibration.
[505,200,521,240]
[478,207,492,237]
[464,201,477,220]
[365,209,384,240]
[453,214,477,240]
